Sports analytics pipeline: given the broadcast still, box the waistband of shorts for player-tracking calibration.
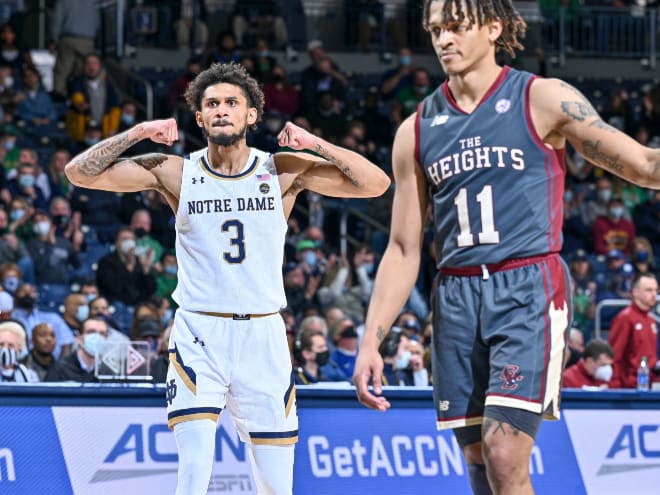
[439,252,558,277]
[195,311,279,320]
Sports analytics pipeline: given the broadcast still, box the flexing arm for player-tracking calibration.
[353,115,428,410]
[531,79,660,188]
[275,122,391,199]
[64,118,179,193]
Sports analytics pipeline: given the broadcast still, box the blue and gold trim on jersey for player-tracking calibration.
[168,406,222,429]
[249,430,299,445]
[199,154,260,180]
[169,345,197,395]
[284,374,296,418]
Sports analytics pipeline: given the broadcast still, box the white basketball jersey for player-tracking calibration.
[172,147,287,313]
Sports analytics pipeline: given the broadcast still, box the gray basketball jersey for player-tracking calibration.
[416,66,565,268]
[173,147,287,313]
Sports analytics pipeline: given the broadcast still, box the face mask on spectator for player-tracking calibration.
[3,138,15,150]
[121,113,135,126]
[9,209,24,222]
[609,206,624,220]
[395,350,411,369]
[161,309,173,327]
[85,137,101,146]
[0,346,17,369]
[566,348,580,368]
[172,143,184,155]
[400,55,411,66]
[15,295,35,309]
[82,332,106,357]
[303,251,317,268]
[134,228,148,239]
[594,364,613,382]
[164,265,177,276]
[598,189,612,202]
[315,350,329,366]
[636,250,649,262]
[33,221,50,237]
[119,239,136,254]
[3,76,13,88]
[564,191,573,203]
[362,262,375,275]
[76,305,89,322]
[3,276,19,293]
[18,174,35,188]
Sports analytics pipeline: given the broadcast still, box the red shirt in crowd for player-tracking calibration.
[562,359,609,389]
[592,215,636,255]
[608,303,658,388]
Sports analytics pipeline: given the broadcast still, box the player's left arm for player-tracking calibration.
[274,121,391,198]
[530,78,660,188]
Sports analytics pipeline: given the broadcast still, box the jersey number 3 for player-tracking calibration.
[222,220,246,263]
[453,185,500,247]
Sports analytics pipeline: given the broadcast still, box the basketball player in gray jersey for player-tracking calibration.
[64,63,390,495]
[354,1,660,494]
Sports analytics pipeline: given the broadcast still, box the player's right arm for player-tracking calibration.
[64,118,180,193]
[353,114,428,411]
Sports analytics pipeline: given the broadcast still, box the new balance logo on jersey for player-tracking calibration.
[192,177,205,184]
[430,115,449,127]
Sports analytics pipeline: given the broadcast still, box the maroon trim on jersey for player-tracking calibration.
[538,260,552,404]
[439,252,558,276]
[414,101,424,165]
[437,412,483,422]
[441,66,511,114]
[524,76,566,252]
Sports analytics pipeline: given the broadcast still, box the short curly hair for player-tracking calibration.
[184,62,265,129]
[422,0,526,58]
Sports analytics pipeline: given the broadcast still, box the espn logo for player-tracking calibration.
[0,448,15,482]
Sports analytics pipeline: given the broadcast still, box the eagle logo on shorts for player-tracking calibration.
[500,365,524,390]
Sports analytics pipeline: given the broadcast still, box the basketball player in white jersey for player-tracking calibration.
[64,63,390,495]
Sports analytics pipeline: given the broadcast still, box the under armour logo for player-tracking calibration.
[193,336,205,346]
[192,177,205,184]
[165,379,177,405]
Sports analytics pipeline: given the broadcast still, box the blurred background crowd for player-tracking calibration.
[0,0,659,391]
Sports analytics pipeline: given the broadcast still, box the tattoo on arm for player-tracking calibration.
[376,325,387,343]
[560,101,598,122]
[131,153,168,170]
[314,143,361,188]
[653,151,660,178]
[73,130,140,176]
[588,119,618,133]
[582,139,625,175]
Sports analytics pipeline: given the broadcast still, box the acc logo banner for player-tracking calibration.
[51,407,256,494]
[564,410,660,494]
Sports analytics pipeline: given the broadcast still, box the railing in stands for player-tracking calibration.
[594,295,660,340]
[339,205,389,256]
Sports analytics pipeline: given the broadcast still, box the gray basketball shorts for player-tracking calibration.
[431,253,572,431]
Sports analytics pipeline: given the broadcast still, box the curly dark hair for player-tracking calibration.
[422,0,526,58]
[184,62,265,129]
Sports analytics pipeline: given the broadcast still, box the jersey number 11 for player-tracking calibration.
[453,185,500,247]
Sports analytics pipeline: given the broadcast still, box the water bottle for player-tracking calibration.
[637,356,650,391]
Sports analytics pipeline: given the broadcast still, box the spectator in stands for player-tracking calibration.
[156,251,177,307]
[565,327,585,369]
[592,196,636,255]
[15,65,58,138]
[0,320,38,382]
[396,311,423,340]
[45,316,109,382]
[640,83,660,141]
[130,209,163,270]
[585,177,614,226]
[263,66,299,118]
[601,89,633,134]
[324,306,347,336]
[344,0,385,53]
[613,176,646,219]
[308,91,347,143]
[11,282,74,359]
[0,262,22,294]
[47,149,73,198]
[631,236,658,276]
[609,272,660,388]
[562,185,590,255]
[378,327,413,386]
[232,0,288,49]
[407,339,430,386]
[380,47,416,101]
[249,38,277,83]
[204,31,241,67]
[595,249,635,303]
[150,322,171,383]
[79,279,99,302]
[88,295,119,329]
[169,57,203,143]
[0,219,34,283]
[21,322,56,381]
[0,290,12,321]
[0,63,19,116]
[49,196,83,247]
[293,327,348,384]
[392,67,433,124]
[329,317,359,379]
[633,189,660,257]
[27,210,82,284]
[562,339,615,389]
[0,124,18,174]
[51,0,98,99]
[284,264,320,322]
[131,316,162,355]
[300,39,348,110]
[174,0,208,54]
[61,292,88,336]
[7,197,35,242]
[120,189,175,250]
[70,176,122,244]
[16,148,51,201]
[7,162,48,211]
[65,53,121,142]
[0,23,29,74]
[96,227,157,306]
[358,85,394,148]
[570,250,597,335]
[149,294,174,329]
